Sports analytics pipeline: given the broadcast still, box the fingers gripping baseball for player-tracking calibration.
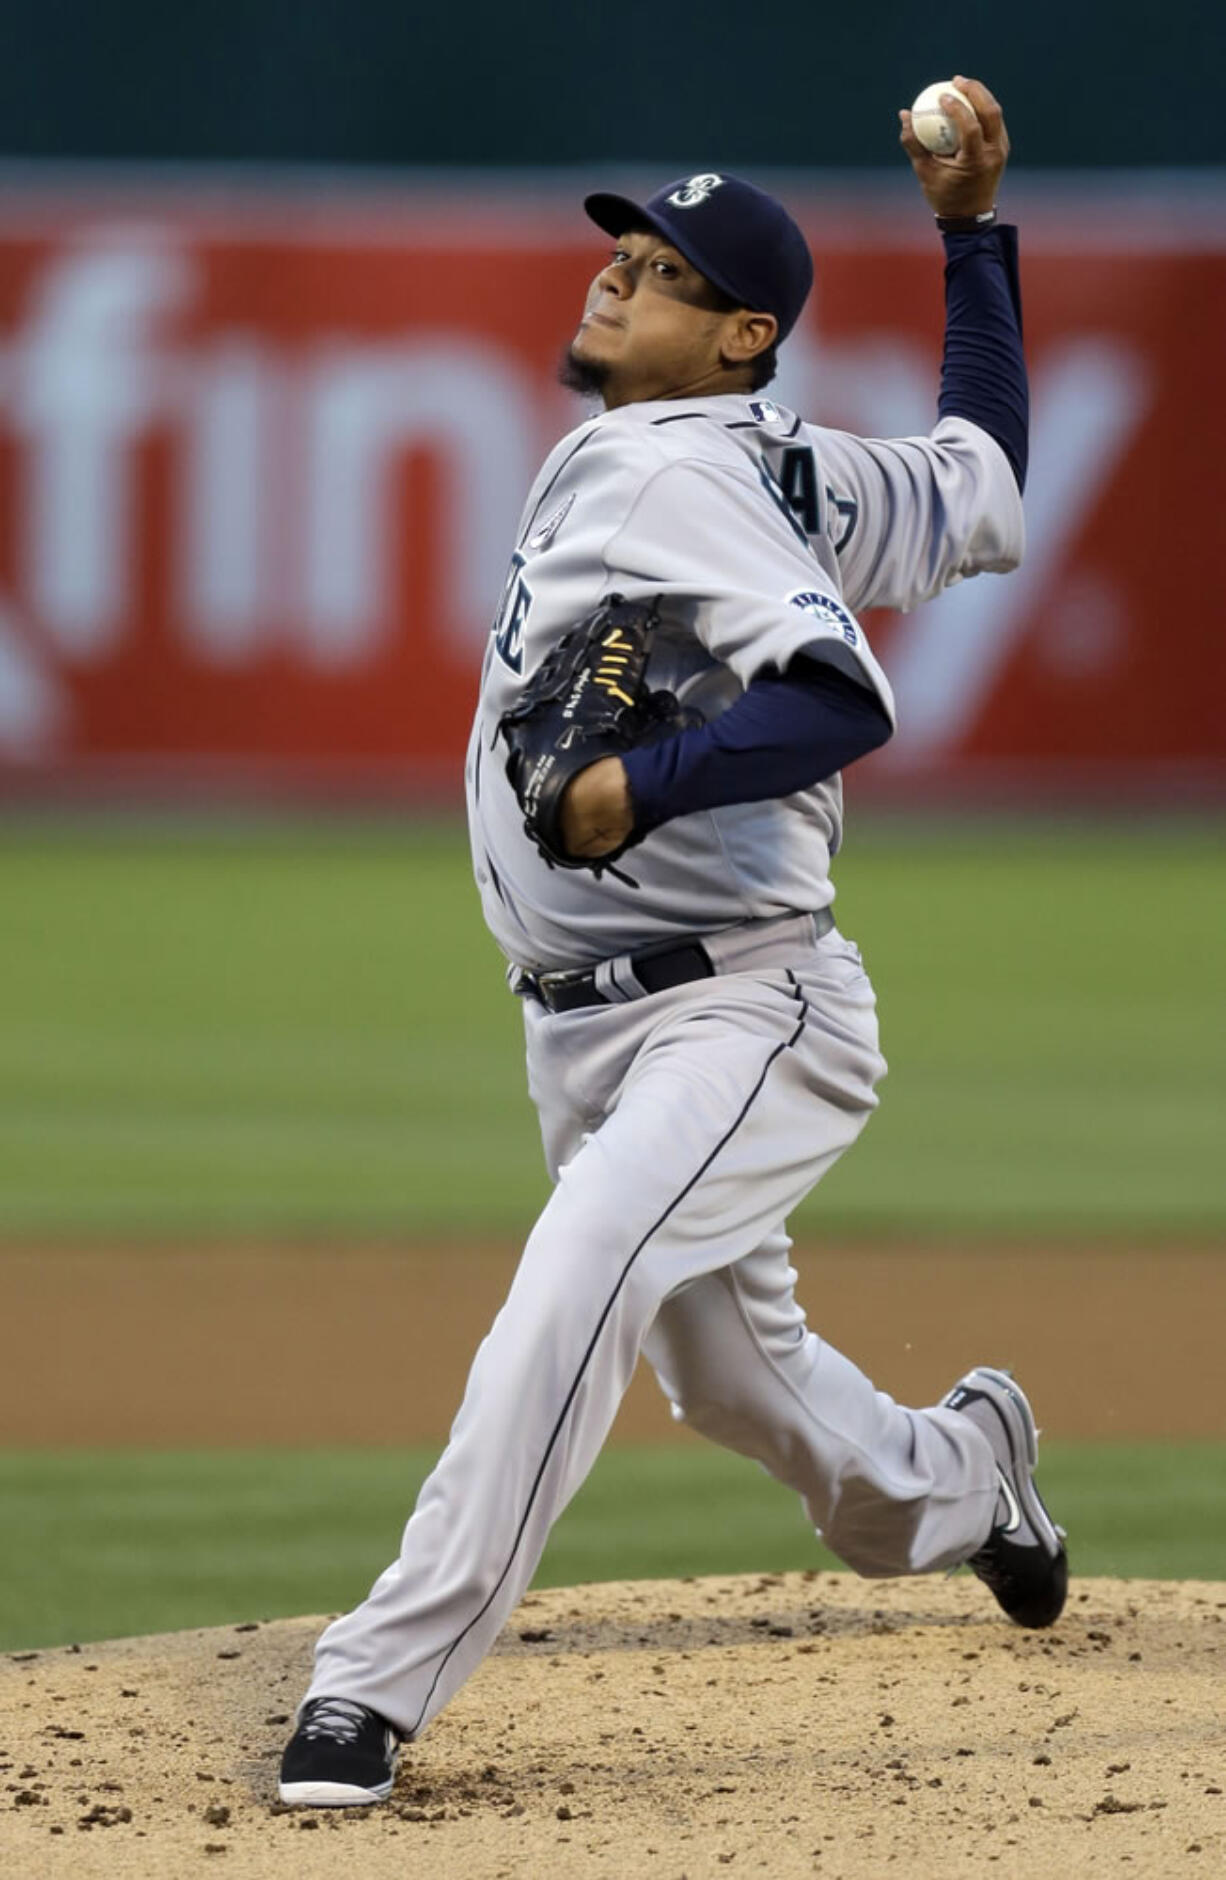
[899,75,1009,221]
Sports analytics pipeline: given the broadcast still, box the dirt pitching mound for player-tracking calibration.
[3,1573,1223,1879]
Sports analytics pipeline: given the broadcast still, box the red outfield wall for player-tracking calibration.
[0,178,1222,803]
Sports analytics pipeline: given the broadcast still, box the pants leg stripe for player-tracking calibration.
[407,994,809,1737]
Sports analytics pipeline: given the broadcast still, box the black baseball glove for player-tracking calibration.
[497,593,692,873]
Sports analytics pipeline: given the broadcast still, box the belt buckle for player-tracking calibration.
[536,967,591,1012]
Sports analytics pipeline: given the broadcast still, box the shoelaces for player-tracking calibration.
[300,1698,370,1744]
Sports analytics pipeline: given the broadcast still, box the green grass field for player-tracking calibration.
[2,816,1223,1239]
[3,1442,1225,1652]
[2,816,1223,1647]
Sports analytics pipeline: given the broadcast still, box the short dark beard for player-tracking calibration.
[558,344,611,399]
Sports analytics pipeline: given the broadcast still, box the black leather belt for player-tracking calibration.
[519,941,715,1013]
[518,910,833,1014]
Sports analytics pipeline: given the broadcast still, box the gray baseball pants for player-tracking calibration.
[306,916,999,1738]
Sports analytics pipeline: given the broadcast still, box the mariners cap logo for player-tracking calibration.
[667,173,724,209]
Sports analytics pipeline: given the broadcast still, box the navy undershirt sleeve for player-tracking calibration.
[939,225,1028,492]
[612,234,1020,843]
[620,657,892,839]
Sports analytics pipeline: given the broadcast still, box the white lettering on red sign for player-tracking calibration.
[0,232,540,757]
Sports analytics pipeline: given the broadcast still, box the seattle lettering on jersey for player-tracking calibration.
[469,392,1022,973]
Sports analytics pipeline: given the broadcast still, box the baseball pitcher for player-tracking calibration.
[281,75,1067,1806]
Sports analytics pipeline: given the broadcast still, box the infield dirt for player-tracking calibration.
[4,1242,1224,1875]
[3,1241,1224,1443]
[2,1571,1224,1879]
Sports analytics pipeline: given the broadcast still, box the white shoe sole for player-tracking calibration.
[278,1777,393,1807]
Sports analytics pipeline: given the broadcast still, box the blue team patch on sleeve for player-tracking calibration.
[786,589,859,646]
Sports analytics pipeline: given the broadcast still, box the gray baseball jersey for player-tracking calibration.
[466,394,1023,972]
[300,393,1031,1756]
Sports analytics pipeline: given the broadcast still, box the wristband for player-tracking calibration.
[936,208,998,234]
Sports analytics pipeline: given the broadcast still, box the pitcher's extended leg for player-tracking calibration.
[306,981,868,1738]
[643,1231,999,1575]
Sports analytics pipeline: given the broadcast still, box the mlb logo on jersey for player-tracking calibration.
[787,589,859,647]
[749,400,784,424]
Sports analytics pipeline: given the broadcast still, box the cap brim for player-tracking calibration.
[584,192,653,240]
[582,191,749,310]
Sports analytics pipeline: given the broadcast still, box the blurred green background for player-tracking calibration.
[2,815,1223,1647]
[4,1443,1225,1651]
[4,815,1223,1242]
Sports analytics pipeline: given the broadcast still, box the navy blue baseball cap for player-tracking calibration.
[584,172,814,342]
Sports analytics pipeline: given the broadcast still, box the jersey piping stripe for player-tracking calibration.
[406,990,810,1738]
[649,411,712,425]
[723,415,801,438]
[517,429,599,550]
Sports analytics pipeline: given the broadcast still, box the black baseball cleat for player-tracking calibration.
[278,1696,401,1806]
[942,1365,1069,1629]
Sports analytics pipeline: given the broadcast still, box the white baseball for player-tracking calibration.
[909,80,976,156]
